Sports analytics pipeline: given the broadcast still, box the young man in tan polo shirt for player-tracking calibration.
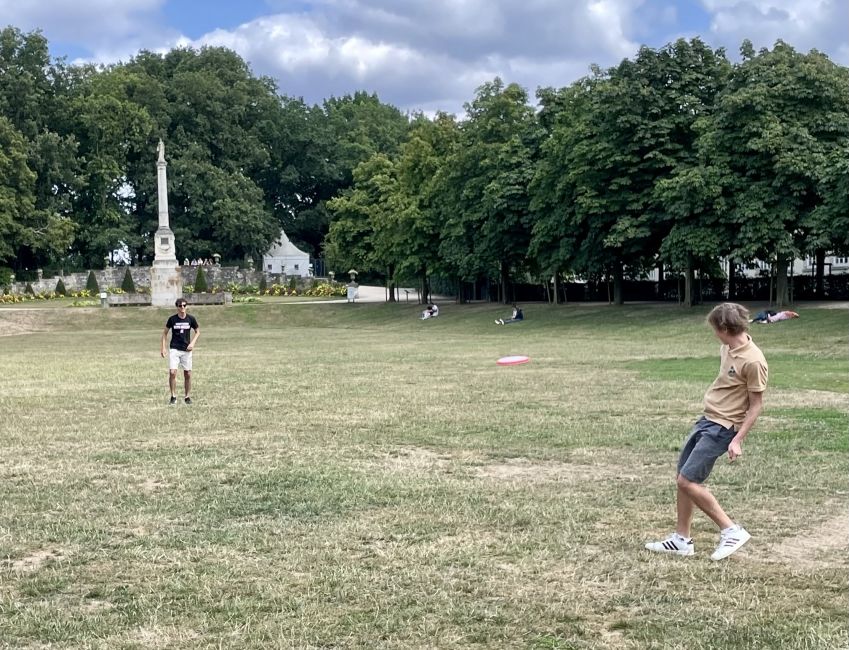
[646,303,768,560]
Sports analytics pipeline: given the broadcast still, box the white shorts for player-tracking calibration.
[169,349,193,371]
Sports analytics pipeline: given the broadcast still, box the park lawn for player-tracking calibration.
[0,302,846,649]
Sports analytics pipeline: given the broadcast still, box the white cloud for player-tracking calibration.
[701,0,849,62]
[181,1,644,113]
[5,0,845,115]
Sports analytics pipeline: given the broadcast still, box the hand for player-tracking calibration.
[160,349,166,358]
[728,440,743,461]
[187,343,194,351]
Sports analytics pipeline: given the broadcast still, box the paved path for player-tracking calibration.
[283,285,430,304]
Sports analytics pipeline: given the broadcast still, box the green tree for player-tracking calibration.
[122,47,282,263]
[68,66,156,267]
[694,41,849,306]
[85,270,99,293]
[393,113,460,302]
[533,40,729,305]
[0,28,77,270]
[438,79,539,303]
[194,266,208,292]
[278,92,410,259]
[325,154,402,300]
[121,268,136,293]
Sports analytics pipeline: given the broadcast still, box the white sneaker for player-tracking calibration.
[711,527,751,561]
[495,319,500,324]
[645,533,694,556]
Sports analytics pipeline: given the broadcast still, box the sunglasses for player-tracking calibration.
[178,304,187,308]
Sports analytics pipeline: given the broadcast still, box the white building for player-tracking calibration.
[738,254,849,278]
[263,230,311,277]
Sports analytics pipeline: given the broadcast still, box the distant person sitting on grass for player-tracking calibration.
[645,302,768,561]
[421,304,438,320]
[495,304,523,325]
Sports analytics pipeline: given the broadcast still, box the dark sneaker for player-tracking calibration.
[184,396,192,405]
[169,396,177,405]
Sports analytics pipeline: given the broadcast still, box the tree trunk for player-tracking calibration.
[684,254,695,308]
[657,261,664,300]
[387,265,396,303]
[727,259,736,300]
[775,254,790,308]
[613,260,624,305]
[553,270,560,305]
[420,268,429,304]
[500,261,510,304]
[815,248,825,298]
[455,276,464,304]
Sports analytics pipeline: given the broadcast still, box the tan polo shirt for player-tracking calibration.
[703,335,768,430]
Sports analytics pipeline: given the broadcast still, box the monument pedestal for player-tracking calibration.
[150,261,182,307]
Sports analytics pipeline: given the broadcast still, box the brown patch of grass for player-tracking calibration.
[3,548,66,573]
[0,310,43,336]
[767,511,849,569]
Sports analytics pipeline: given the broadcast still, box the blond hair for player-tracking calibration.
[707,303,749,335]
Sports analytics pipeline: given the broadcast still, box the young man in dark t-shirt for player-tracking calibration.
[160,298,200,404]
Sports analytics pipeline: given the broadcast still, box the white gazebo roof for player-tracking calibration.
[265,230,309,258]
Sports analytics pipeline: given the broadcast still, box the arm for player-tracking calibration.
[160,327,169,357]
[728,390,764,460]
[187,326,200,351]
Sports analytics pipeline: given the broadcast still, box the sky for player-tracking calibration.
[2,0,847,114]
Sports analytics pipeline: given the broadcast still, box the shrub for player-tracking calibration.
[55,279,67,295]
[25,283,35,295]
[0,267,12,288]
[86,271,100,294]
[194,266,208,293]
[121,268,136,293]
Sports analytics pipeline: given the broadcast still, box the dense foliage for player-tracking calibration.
[1,28,846,306]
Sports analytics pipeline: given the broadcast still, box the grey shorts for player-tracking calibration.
[677,416,736,484]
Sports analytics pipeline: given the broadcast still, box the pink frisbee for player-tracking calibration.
[497,355,530,366]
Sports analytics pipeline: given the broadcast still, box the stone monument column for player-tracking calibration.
[150,139,183,306]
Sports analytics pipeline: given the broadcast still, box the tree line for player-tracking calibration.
[325,39,848,306]
[0,26,409,275]
[1,27,846,305]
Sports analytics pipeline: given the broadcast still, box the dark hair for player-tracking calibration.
[707,303,749,335]
[175,298,187,307]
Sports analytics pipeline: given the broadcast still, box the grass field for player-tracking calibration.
[0,301,846,649]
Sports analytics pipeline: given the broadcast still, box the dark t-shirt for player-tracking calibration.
[165,314,199,351]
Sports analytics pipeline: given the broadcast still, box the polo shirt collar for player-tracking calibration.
[729,334,752,358]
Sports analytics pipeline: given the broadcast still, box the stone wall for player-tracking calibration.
[6,266,304,294]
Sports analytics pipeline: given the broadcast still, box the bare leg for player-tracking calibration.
[183,370,191,397]
[677,474,734,530]
[676,481,695,537]
[169,370,177,396]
